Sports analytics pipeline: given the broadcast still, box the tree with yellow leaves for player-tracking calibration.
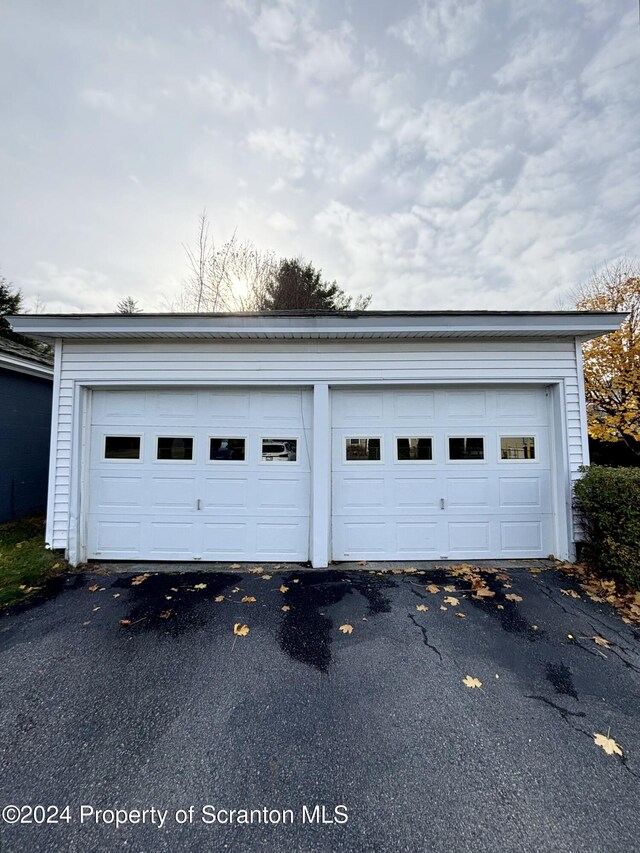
[576,260,640,458]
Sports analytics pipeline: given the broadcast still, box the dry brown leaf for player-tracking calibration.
[159,610,172,619]
[561,589,581,599]
[456,613,466,619]
[358,560,368,565]
[52,562,60,569]
[261,574,272,580]
[339,624,353,634]
[279,585,289,593]
[473,586,495,599]
[505,594,523,602]
[427,584,440,594]
[119,619,131,626]
[194,583,207,590]
[497,604,504,610]
[593,733,623,756]
[131,574,149,586]
[165,595,172,600]
[463,675,482,689]
[593,635,611,648]
[281,605,290,612]
[233,623,250,636]
[214,595,225,602]
[391,568,404,574]
[444,596,459,606]
[440,605,447,611]
[249,567,264,574]
[241,596,256,603]
[229,564,241,570]
[444,584,457,592]
[88,584,99,592]
[292,579,300,583]
[416,604,429,612]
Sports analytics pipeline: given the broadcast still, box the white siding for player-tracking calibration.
[50,338,586,554]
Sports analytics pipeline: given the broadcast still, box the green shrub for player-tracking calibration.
[574,465,640,589]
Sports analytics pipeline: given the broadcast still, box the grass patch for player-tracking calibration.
[0,516,69,609]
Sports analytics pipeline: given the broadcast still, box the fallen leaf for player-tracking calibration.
[444,584,457,593]
[456,613,466,619]
[593,733,623,756]
[52,562,60,569]
[232,587,240,593]
[339,624,353,634]
[427,584,440,594]
[279,585,289,594]
[233,623,250,636]
[505,594,523,602]
[593,635,611,648]
[83,620,91,626]
[473,586,495,599]
[444,596,459,606]
[567,633,574,640]
[440,606,447,611]
[131,574,149,586]
[113,593,120,599]
[159,610,172,619]
[229,563,241,569]
[416,604,429,612]
[92,606,100,612]
[261,574,272,580]
[119,619,131,626]
[165,595,172,600]
[391,568,404,574]
[292,579,300,583]
[249,567,264,574]
[194,583,207,590]
[241,596,256,603]
[281,605,290,612]
[532,624,538,630]
[561,589,581,599]
[463,676,482,689]
[170,587,178,592]
[529,567,542,574]
[497,604,504,610]
[358,560,368,565]
[214,595,225,602]
[88,584,99,592]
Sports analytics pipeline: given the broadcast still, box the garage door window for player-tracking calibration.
[157,437,194,460]
[448,436,484,461]
[104,436,141,460]
[210,437,246,461]
[500,436,536,460]
[396,437,433,461]
[345,437,382,461]
[262,438,297,462]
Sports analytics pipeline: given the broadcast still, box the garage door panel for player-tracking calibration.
[499,477,542,508]
[333,521,389,558]
[500,520,543,552]
[88,388,311,561]
[446,477,491,507]
[335,477,386,510]
[445,391,486,418]
[395,521,440,555]
[448,521,492,554]
[393,391,434,420]
[394,477,439,509]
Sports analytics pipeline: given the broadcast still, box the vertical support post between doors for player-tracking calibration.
[311,383,331,568]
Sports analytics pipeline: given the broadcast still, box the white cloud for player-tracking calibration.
[250,0,300,52]
[494,28,576,87]
[247,126,311,178]
[187,74,259,112]
[389,0,484,63]
[295,23,356,88]
[267,211,297,232]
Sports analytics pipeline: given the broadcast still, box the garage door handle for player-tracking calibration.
[196,499,201,511]
[440,498,445,510]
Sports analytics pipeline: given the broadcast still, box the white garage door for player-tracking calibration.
[331,387,555,560]
[87,388,312,561]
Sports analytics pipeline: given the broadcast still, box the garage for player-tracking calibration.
[331,386,554,560]
[87,388,312,561]
[8,310,625,567]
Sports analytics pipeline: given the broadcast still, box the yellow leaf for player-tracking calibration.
[440,605,447,611]
[561,589,581,599]
[593,635,611,648]
[505,593,523,602]
[279,585,289,593]
[159,610,172,619]
[229,563,241,569]
[214,595,225,602]
[233,623,250,637]
[593,733,623,756]
[131,574,149,586]
[88,584,99,592]
[463,675,482,689]
[444,596,459,606]
[416,604,429,612]
[339,624,353,634]
[427,584,440,594]
[281,605,290,612]
[456,613,466,619]
[241,596,256,603]
[249,567,264,574]
[194,583,207,590]
[261,574,272,580]
[473,586,495,599]
[52,562,60,569]
[444,584,457,592]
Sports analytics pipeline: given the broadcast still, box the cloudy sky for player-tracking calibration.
[1,0,638,313]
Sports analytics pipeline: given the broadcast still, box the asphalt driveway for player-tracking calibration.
[1,563,639,853]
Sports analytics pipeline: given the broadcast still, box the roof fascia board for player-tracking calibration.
[0,352,54,379]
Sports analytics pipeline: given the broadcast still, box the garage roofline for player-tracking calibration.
[8,310,626,342]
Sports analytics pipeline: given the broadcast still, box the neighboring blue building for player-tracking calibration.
[0,337,53,522]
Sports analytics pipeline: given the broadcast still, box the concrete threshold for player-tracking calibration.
[88,558,557,575]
